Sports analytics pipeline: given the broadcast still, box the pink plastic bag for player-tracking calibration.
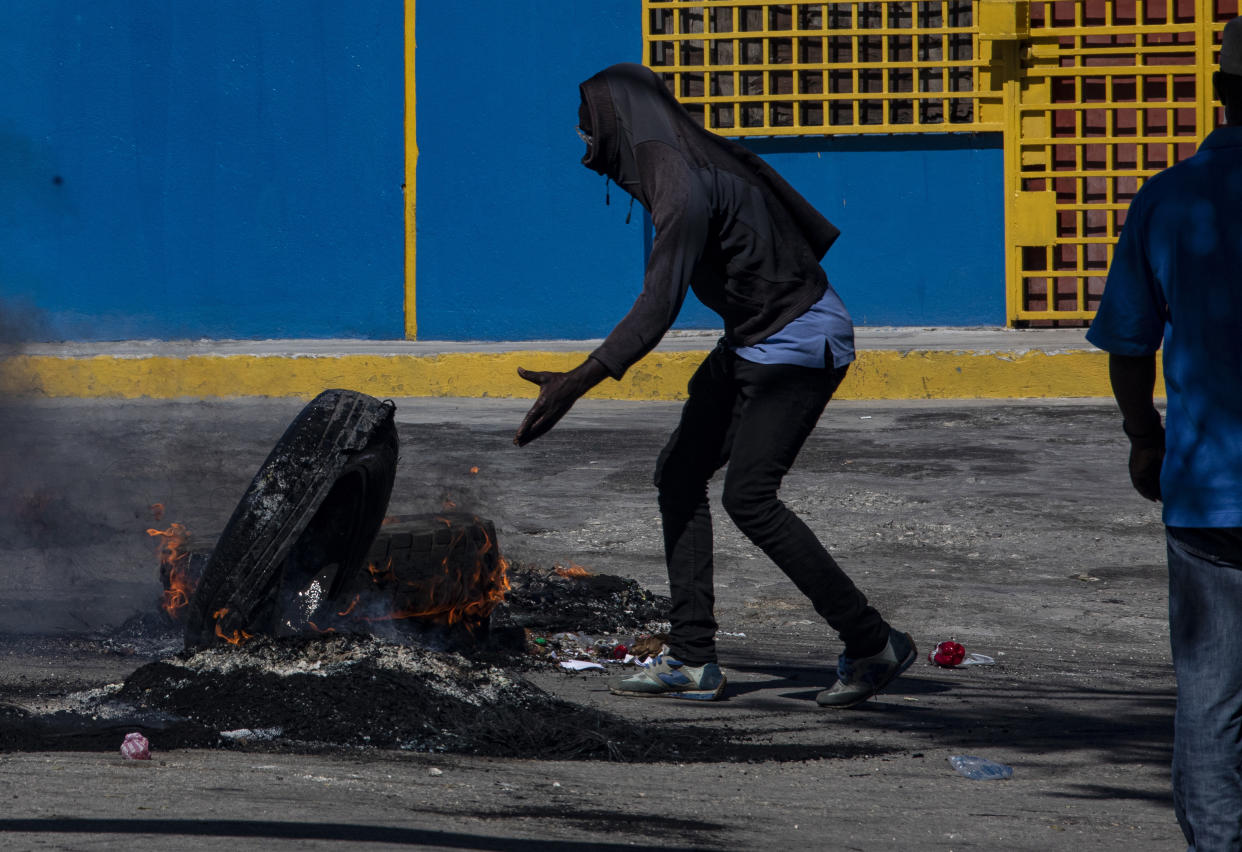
[120,732,151,760]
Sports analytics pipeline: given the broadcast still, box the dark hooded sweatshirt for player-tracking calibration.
[579,62,846,379]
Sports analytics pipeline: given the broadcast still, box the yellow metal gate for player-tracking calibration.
[642,0,1239,326]
[1006,1,1236,324]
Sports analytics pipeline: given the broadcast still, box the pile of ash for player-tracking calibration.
[113,634,709,760]
[7,563,689,760]
[494,561,669,637]
[99,611,184,657]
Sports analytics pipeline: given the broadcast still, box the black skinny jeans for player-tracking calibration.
[654,344,889,665]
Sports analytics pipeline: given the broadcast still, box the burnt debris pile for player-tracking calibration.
[495,561,668,638]
[114,634,711,760]
[152,387,671,656]
[2,389,695,759]
[98,555,678,757]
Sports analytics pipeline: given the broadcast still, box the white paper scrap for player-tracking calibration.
[960,653,995,666]
[559,660,605,672]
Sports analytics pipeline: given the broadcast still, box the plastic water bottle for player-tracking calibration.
[948,755,1012,780]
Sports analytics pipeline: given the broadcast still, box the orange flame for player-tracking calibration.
[554,563,592,578]
[211,608,252,645]
[147,522,195,620]
[442,498,458,510]
[367,517,510,628]
[367,557,396,585]
[469,466,479,475]
[149,503,165,522]
[337,594,360,617]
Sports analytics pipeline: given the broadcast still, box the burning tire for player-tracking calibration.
[324,513,511,642]
[184,389,398,649]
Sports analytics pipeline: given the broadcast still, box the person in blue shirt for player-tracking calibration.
[514,63,916,706]
[1087,17,1242,849]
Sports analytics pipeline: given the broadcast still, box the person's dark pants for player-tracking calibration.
[654,344,890,666]
[1167,527,1242,850]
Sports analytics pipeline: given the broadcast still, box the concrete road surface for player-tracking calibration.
[0,396,1179,850]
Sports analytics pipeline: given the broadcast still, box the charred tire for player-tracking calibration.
[360,513,499,590]
[184,389,398,649]
[333,513,503,639]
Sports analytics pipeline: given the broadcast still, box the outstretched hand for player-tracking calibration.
[514,359,609,447]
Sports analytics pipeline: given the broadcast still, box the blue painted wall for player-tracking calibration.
[0,1,403,341]
[414,2,650,340]
[1,1,1004,342]
[415,5,1004,339]
[748,136,1005,326]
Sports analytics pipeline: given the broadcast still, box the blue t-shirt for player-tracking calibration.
[1086,125,1242,527]
[732,283,856,369]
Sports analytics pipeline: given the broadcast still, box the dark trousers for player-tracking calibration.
[654,344,889,665]
[1166,527,1242,850]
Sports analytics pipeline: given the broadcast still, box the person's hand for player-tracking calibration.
[514,359,608,447]
[1123,419,1164,502]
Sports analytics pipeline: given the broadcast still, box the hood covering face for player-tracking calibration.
[578,62,839,259]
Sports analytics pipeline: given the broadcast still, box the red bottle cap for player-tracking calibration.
[929,640,966,667]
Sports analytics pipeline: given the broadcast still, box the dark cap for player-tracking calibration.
[1223,17,1242,75]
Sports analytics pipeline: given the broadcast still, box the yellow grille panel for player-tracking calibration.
[643,1,1004,135]
[1009,0,1237,324]
[642,1,1241,327]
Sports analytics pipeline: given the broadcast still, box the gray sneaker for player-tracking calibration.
[610,654,726,701]
[816,629,917,708]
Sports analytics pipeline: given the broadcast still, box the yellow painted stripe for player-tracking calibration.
[403,0,417,340]
[0,349,1161,401]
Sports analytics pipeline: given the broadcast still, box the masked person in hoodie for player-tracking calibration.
[515,63,915,705]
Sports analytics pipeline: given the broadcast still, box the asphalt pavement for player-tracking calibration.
[0,394,1180,850]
